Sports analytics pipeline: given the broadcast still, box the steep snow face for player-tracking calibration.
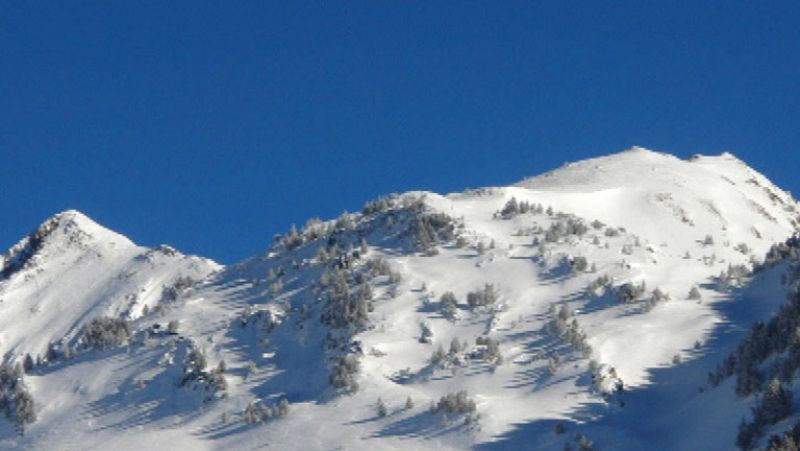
[3,149,799,451]
[0,210,221,361]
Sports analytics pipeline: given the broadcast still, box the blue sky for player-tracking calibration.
[1,1,798,263]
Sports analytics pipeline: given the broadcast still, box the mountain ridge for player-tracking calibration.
[1,147,799,450]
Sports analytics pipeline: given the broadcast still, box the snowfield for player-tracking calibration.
[1,147,799,450]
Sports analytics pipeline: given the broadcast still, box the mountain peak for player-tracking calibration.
[1,210,134,280]
[48,209,102,227]
[515,147,681,190]
[31,209,133,250]
[514,147,768,192]
[44,209,115,236]
[53,208,88,221]
[624,145,653,153]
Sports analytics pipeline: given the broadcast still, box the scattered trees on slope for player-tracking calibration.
[616,281,647,304]
[474,336,503,364]
[330,354,360,392]
[180,344,227,401]
[439,292,459,319]
[408,213,457,254]
[737,378,793,450]
[544,217,589,243]
[764,420,800,451]
[320,268,371,330]
[431,390,478,425]
[243,398,290,424]
[0,363,35,433]
[79,316,132,350]
[548,304,592,358]
[498,197,543,218]
[467,284,498,308]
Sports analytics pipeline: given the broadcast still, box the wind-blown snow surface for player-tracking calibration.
[1,148,798,450]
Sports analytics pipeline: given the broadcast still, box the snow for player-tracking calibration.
[1,147,798,450]
[0,210,221,362]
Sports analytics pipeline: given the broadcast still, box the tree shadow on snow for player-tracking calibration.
[78,344,213,433]
[478,272,786,450]
[370,410,477,441]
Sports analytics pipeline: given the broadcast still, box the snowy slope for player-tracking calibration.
[516,147,796,250]
[0,210,221,361]
[1,148,798,451]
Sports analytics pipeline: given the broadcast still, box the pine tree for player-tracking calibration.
[500,197,520,217]
[758,378,792,424]
[276,399,290,417]
[439,292,458,319]
[167,320,179,334]
[430,345,446,366]
[22,354,34,373]
[736,418,759,450]
[548,355,559,376]
[316,246,329,263]
[62,343,75,360]
[449,337,462,355]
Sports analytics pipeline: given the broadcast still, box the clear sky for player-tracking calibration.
[1,1,798,263]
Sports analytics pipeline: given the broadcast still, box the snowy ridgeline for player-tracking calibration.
[0,147,799,450]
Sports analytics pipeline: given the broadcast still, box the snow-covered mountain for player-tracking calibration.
[1,147,798,450]
[0,210,221,360]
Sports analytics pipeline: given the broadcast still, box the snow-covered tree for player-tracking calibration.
[376,398,387,417]
[79,316,132,350]
[467,284,497,308]
[439,292,459,319]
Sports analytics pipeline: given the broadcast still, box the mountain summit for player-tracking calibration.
[0,209,134,280]
[0,209,219,365]
[1,149,798,450]
[515,148,796,249]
